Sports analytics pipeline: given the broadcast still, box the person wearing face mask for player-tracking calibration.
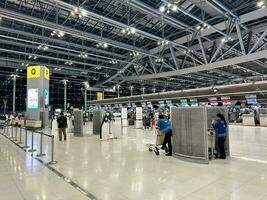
[212,113,228,159]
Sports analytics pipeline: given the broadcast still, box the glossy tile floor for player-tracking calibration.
[0,134,92,200]
[1,125,267,200]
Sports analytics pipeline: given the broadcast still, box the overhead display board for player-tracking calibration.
[27,88,39,109]
[190,99,198,107]
[180,99,189,107]
[221,96,232,106]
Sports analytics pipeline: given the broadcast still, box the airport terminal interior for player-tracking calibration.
[1,0,267,200]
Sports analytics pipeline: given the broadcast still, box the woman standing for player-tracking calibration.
[212,113,227,159]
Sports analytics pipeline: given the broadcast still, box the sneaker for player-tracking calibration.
[165,153,172,156]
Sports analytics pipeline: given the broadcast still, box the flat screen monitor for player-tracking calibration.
[27,88,39,109]
[209,97,218,106]
[159,101,165,108]
[180,99,189,107]
[166,100,173,107]
[247,98,257,105]
[190,99,198,107]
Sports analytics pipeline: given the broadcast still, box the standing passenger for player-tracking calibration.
[156,115,172,156]
[57,112,68,141]
[212,113,227,159]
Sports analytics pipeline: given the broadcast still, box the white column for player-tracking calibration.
[12,75,17,113]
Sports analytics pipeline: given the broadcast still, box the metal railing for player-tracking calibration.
[0,123,57,165]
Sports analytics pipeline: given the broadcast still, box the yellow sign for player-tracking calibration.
[44,67,50,80]
[97,92,103,100]
[27,66,40,79]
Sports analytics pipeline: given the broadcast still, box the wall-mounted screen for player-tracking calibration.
[27,88,39,109]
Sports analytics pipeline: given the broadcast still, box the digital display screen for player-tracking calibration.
[247,98,258,105]
[209,97,218,106]
[159,101,165,108]
[166,100,173,107]
[180,99,189,107]
[190,99,198,107]
[44,89,49,105]
[27,88,38,109]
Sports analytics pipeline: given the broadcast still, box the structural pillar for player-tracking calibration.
[142,87,145,95]
[117,85,120,98]
[63,80,67,113]
[26,65,50,128]
[130,86,133,96]
[83,82,89,112]
[152,88,156,93]
[12,75,17,113]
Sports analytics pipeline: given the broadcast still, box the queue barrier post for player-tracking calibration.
[48,135,57,165]
[14,126,18,142]
[23,129,30,149]
[28,130,37,155]
[37,133,46,157]
[18,126,23,145]
[10,125,14,139]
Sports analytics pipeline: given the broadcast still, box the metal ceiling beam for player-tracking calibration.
[122,49,267,80]
[37,0,194,51]
[0,8,152,57]
[0,37,120,71]
[0,26,128,60]
[150,7,267,54]
[0,48,107,74]
[0,56,105,75]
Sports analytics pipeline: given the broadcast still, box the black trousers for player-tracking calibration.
[162,134,172,153]
[218,138,226,158]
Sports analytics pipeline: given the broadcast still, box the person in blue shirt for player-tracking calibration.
[212,113,227,159]
[156,115,172,156]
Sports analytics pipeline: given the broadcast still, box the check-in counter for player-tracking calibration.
[242,114,255,126]
[260,114,267,127]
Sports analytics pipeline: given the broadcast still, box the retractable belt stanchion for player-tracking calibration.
[10,125,14,139]
[28,130,37,155]
[23,129,30,149]
[48,135,57,165]
[37,132,46,157]
[14,126,18,142]
[18,126,23,145]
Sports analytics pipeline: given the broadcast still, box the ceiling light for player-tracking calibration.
[65,61,73,65]
[159,6,165,12]
[109,60,118,64]
[78,53,88,58]
[130,52,140,57]
[257,0,266,8]
[171,5,178,12]
[51,30,65,38]
[157,40,169,46]
[121,27,137,35]
[95,66,102,70]
[38,44,49,51]
[96,42,108,49]
[155,58,164,63]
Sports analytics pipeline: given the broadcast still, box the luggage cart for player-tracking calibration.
[146,129,168,156]
[208,128,218,160]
